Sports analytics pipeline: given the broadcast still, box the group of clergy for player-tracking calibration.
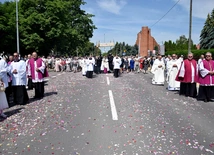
[151,52,214,102]
[0,52,48,118]
[81,55,122,78]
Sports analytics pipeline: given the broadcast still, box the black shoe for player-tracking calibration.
[0,113,7,118]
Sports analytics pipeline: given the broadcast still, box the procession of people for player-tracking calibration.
[1,51,214,119]
[0,52,49,118]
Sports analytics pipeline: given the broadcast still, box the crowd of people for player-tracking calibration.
[44,54,155,76]
[0,52,48,118]
[1,51,213,119]
[52,52,214,103]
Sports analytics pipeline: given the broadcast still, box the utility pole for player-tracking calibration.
[16,0,20,55]
[188,0,193,54]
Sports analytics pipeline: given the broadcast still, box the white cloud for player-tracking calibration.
[174,0,213,19]
[96,0,127,14]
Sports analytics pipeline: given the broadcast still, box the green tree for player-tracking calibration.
[164,35,196,53]
[0,0,96,56]
[20,0,96,56]
[107,42,136,56]
[77,42,101,57]
[0,2,17,54]
[200,14,211,49]
[200,9,214,49]
[154,45,159,51]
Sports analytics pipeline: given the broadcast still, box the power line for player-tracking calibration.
[150,0,180,28]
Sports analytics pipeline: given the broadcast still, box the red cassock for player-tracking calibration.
[175,59,198,83]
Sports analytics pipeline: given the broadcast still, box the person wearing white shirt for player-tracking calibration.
[86,55,95,78]
[113,55,121,78]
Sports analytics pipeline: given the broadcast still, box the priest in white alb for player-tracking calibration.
[166,54,181,90]
[151,54,165,85]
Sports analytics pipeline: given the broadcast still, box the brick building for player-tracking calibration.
[136,26,159,57]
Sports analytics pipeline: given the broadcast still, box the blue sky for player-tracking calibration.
[81,0,214,49]
[1,0,213,48]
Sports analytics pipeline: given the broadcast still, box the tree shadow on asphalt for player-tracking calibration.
[0,107,25,122]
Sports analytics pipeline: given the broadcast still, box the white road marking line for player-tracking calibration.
[51,76,56,78]
[57,74,61,76]
[107,77,110,85]
[108,90,118,120]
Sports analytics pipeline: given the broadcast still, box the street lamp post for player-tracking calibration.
[16,0,20,55]
[188,0,193,54]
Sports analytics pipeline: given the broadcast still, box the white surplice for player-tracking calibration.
[151,59,165,85]
[27,60,45,83]
[87,58,95,71]
[166,59,181,90]
[113,57,121,69]
[10,60,27,86]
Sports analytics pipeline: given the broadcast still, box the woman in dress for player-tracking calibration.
[129,57,135,72]
[124,57,129,73]
[66,58,71,72]
[143,56,149,74]
[55,58,61,72]
[0,77,9,118]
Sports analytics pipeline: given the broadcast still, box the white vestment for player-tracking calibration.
[87,58,95,71]
[166,59,181,90]
[101,58,109,71]
[81,59,87,75]
[10,60,27,86]
[113,57,121,69]
[151,59,165,85]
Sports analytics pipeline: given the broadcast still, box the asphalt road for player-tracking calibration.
[0,71,214,155]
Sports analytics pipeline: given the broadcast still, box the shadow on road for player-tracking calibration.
[0,107,25,122]
[44,91,57,97]
[28,91,58,103]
